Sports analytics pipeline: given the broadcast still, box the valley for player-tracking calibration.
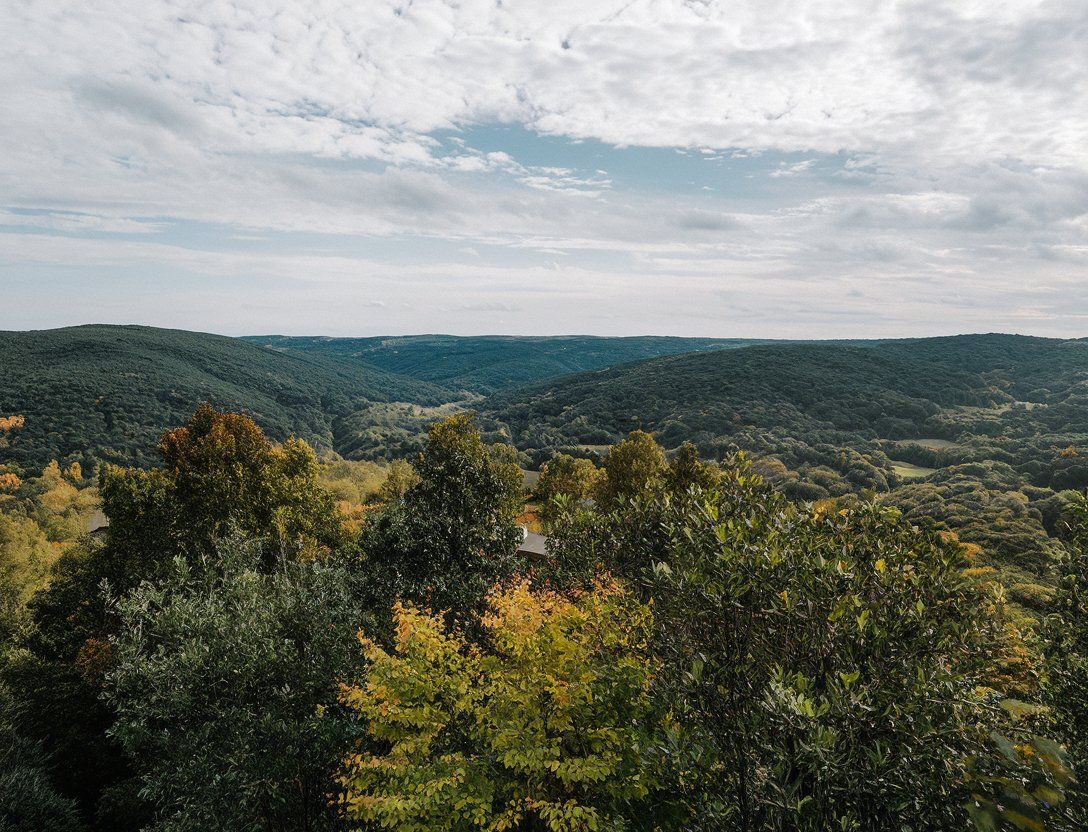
[4,327,1086,625]
[3,326,1086,831]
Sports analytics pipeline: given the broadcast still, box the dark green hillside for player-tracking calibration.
[872,335,1088,486]
[486,334,1088,466]
[876,333,1087,391]
[484,340,1007,450]
[244,334,764,393]
[482,334,1088,593]
[0,325,453,472]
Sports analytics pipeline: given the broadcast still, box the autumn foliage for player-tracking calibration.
[341,580,656,832]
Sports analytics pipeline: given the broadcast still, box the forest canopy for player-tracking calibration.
[0,404,1083,831]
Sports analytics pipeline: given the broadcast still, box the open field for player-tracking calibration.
[890,460,938,479]
[894,438,963,451]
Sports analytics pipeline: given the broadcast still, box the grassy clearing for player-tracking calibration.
[890,460,938,479]
[895,437,962,451]
[334,399,474,459]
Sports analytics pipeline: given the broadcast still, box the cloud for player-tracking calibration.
[0,210,168,235]
[7,1,1084,164]
[73,78,207,137]
[457,301,523,313]
[673,209,740,232]
[769,160,815,178]
[0,0,1085,336]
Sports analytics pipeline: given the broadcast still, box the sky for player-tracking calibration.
[1,0,1086,338]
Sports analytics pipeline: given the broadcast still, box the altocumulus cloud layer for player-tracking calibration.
[1,0,1086,336]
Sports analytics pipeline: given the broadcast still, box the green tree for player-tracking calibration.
[483,439,528,521]
[0,534,141,832]
[359,414,524,618]
[3,405,348,830]
[595,431,667,510]
[1043,495,1088,827]
[665,442,720,494]
[0,685,86,832]
[17,405,346,682]
[88,403,345,588]
[159,402,346,554]
[0,512,55,641]
[553,459,1070,831]
[107,542,363,832]
[377,458,421,502]
[341,580,658,832]
[535,453,601,525]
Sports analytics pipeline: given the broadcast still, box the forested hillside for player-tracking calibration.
[0,326,454,471]
[485,334,1088,481]
[6,327,1088,614]
[245,333,763,393]
[486,338,999,447]
[482,334,1088,615]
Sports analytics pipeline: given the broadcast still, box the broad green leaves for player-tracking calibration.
[550,453,1072,831]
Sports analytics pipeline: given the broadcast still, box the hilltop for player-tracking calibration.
[0,325,454,471]
[243,334,764,393]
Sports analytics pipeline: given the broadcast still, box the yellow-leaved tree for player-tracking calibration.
[340,580,657,832]
[0,415,25,452]
[0,415,25,433]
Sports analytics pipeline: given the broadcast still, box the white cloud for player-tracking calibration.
[6,1,1084,166]
[770,160,815,178]
[0,0,1086,335]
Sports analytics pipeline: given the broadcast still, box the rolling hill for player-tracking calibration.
[7,326,1088,598]
[243,334,766,393]
[0,325,455,471]
[483,334,1088,461]
[480,334,1088,598]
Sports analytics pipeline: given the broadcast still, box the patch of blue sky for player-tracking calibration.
[433,123,864,201]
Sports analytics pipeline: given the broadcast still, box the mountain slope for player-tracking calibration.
[0,325,454,471]
[484,338,1007,449]
[244,334,767,393]
[481,334,1088,593]
[481,333,1088,503]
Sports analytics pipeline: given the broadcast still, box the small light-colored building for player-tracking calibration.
[518,526,549,558]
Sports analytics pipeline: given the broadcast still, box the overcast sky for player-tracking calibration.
[2,0,1086,337]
